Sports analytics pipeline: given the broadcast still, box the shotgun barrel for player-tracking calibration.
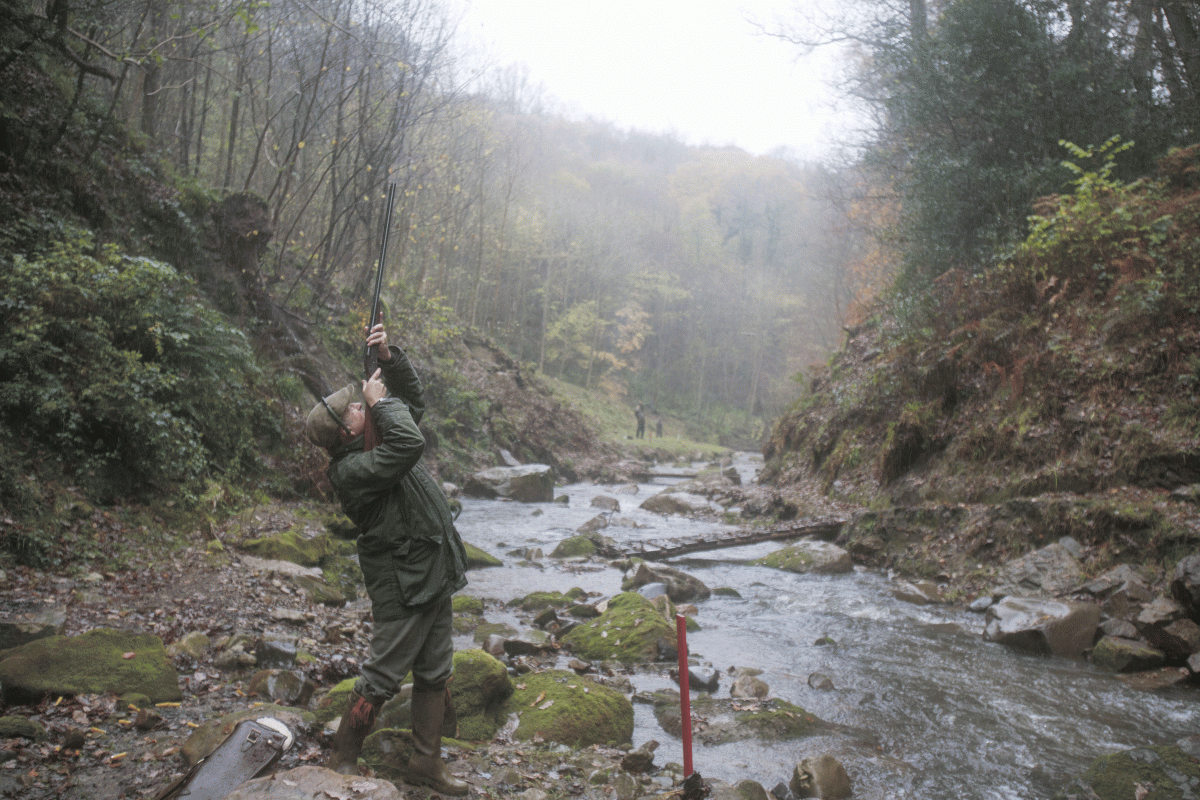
[362,180,398,451]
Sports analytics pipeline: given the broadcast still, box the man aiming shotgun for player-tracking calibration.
[303,183,469,792]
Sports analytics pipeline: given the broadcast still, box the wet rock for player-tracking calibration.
[482,634,507,657]
[639,491,714,516]
[1170,552,1200,619]
[893,579,944,605]
[623,563,711,603]
[592,495,621,512]
[637,582,671,600]
[167,630,211,660]
[1135,596,1200,661]
[1082,563,1159,599]
[1098,618,1139,639]
[552,534,597,557]
[503,633,551,656]
[0,628,181,705]
[504,670,633,746]
[533,608,559,628]
[1101,578,1156,620]
[734,779,772,800]
[462,542,503,568]
[731,674,769,699]
[968,595,995,612]
[290,574,346,607]
[464,464,555,502]
[225,766,406,800]
[994,540,1085,596]
[755,541,853,575]
[790,754,852,799]
[561,592,678,663]
[255,635,298,669]
[983,597,1100,659]
[685,666,720,693]
[246,669,315,707]
[807,672,835,691]
[1091,636,1166,673]
[620,740,658,773]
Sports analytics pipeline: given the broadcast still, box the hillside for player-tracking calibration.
[759,143,1200,592]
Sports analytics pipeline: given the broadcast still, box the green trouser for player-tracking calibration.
[356,596,455,704]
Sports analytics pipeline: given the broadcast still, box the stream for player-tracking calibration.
[451,452,1200,799]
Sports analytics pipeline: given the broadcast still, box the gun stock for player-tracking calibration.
[363,181,397,452]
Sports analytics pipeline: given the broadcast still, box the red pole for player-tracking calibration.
[675,613,693,778]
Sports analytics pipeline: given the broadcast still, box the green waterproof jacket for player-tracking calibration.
[326,346,468,622]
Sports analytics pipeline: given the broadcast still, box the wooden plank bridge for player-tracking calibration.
[591,517,845,561]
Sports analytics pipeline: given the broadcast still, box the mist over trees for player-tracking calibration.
[7,0,1192,440]
[2,0,866,440]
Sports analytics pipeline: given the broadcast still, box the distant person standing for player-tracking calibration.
[656,417,663,438]
[634,403,645,439]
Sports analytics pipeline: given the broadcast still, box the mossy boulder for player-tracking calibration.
[239,529,350,567]
[320,554,362,602]
[313,677,357,724]
[453,595,485,615]
[463,542,503,568]
[504,670,633,746]
[507,588,586,613]
[551,535,596,558]
[449,648,514,741]
[651,692,831,745]
[0,716,46,742]
[1053,745,1200,800]
[0,628,181,705]
[755,541,853,575]
[560,592,676,663]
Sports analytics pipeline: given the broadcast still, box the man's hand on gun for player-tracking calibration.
[362,314,390,407]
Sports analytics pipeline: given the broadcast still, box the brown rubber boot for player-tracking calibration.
[326,691,379,775]
[407,689,468,795]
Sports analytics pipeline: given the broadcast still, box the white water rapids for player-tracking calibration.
[450,452,1200,799]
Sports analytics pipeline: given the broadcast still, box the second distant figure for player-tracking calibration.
[634,403,645,439]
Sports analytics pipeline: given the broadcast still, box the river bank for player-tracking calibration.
[2,451,1198,799]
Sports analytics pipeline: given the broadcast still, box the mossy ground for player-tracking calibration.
[504,670,633,747]
[559,592,676,663]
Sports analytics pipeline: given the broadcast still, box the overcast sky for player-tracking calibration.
[452,0,855,160]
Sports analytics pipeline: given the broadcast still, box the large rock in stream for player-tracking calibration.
[755,541,853,575]
[622,562,711,603]
[983,597,1100,659]
[0,628,182,705]
[463,465,555,502]
[560,592,676,662]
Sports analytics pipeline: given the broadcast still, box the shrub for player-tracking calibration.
[0,229,279,503]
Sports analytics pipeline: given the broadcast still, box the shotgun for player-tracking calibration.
[362,180,397,451]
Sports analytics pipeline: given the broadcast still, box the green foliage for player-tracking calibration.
[543,301,622,383]
[879,0,1191,295]
[0,230,280,504]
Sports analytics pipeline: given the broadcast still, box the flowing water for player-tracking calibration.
[451,452,1200,799]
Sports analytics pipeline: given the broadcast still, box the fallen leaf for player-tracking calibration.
[539,700,554,710]
[529,691,546,708]
[122,652,136,659]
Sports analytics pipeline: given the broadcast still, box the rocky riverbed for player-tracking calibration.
[1,458,1199,800]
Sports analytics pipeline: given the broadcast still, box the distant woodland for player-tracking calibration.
[4,0,1200,429]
